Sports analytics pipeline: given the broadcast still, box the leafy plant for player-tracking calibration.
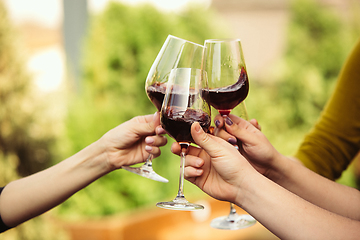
[247,0,359,152]
[0,2,67,239]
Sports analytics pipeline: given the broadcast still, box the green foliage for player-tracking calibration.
[276,0,348,128]
[55,2,226,219]
[0,2,67,239]
[247,0,360,157]
[287,0,346,78]
[0,1,55,178]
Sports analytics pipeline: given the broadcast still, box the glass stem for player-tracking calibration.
[227,202,239,222]
[229,203,237,215]
[144,153,153,167]
[177,143,189,198]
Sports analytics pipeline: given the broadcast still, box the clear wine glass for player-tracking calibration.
[156,67,211,211]
[122,35,203,183]
[203,39,256,229]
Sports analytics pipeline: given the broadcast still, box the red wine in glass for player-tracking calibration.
[203,67,249,116]
[146,82,167,111]
[157,67,210,211]
[124,35,206,183]
[204,39,256,229]
[161,106,211,143]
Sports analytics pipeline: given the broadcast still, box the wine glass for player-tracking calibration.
[122,35,203,183]
[203,39,256,229]
[156,67,211,211]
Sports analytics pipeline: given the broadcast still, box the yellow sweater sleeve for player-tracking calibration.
[294,38,360,180]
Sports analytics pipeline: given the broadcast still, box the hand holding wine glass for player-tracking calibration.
[156,68,211,211]
[213,113,277,177]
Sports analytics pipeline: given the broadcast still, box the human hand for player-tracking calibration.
[172,122,255,204]
[100,112,167,170]
[213,114,282,178]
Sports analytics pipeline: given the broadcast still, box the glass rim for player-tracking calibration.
[167,34,204,48]
[204,38,242,43]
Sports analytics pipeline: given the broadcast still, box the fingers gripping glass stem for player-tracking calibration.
[156,144,204,210]
[157,66,210,211]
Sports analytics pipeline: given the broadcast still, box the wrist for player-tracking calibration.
[233,167,264,209]
[266,152,293,184]
[73,139,113,178]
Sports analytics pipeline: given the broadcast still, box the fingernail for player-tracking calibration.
[145,137,154,144]
[145,145,152,151]
[228,138,237,145]
[196,169,203,175]
[157,129,166,135]
[194,123,202,133]
[156,126,166,135]
[153,111,158,121]
[225,117,233,126]
[196,159,203,167]
[215,119,220,128]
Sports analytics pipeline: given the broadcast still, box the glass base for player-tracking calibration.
[122,165,169,183]
[156,196,204,211]
[210,214,256,230]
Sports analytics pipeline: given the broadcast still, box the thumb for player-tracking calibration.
[224,116,259,146]
[131,112,160,136]
[191,122,228,157]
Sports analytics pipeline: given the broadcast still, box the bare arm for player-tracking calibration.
[0,141,109,227]
[269,154,360,221]
[239,168,360,240]
[215,114,360,220]
[178,122,360,240]
[0,113,167,228]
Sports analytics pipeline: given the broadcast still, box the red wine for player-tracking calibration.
[146,82,167,111]
[203,67,249,116]
[161,106,211,143]
[147,83,198,111]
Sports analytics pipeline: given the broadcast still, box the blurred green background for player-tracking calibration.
[0,0,359,239]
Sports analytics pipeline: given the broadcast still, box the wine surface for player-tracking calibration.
[146,82,167,111]
[161,106,211,143]
[203,67,249,115]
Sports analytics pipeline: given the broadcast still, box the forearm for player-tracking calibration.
[0,140,111,227]
[237,172,360,240]
[268,154,360,220]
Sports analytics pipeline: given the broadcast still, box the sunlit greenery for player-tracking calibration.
[246,0,360,184]
[1,0,359,234]
[0,1,68,239]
